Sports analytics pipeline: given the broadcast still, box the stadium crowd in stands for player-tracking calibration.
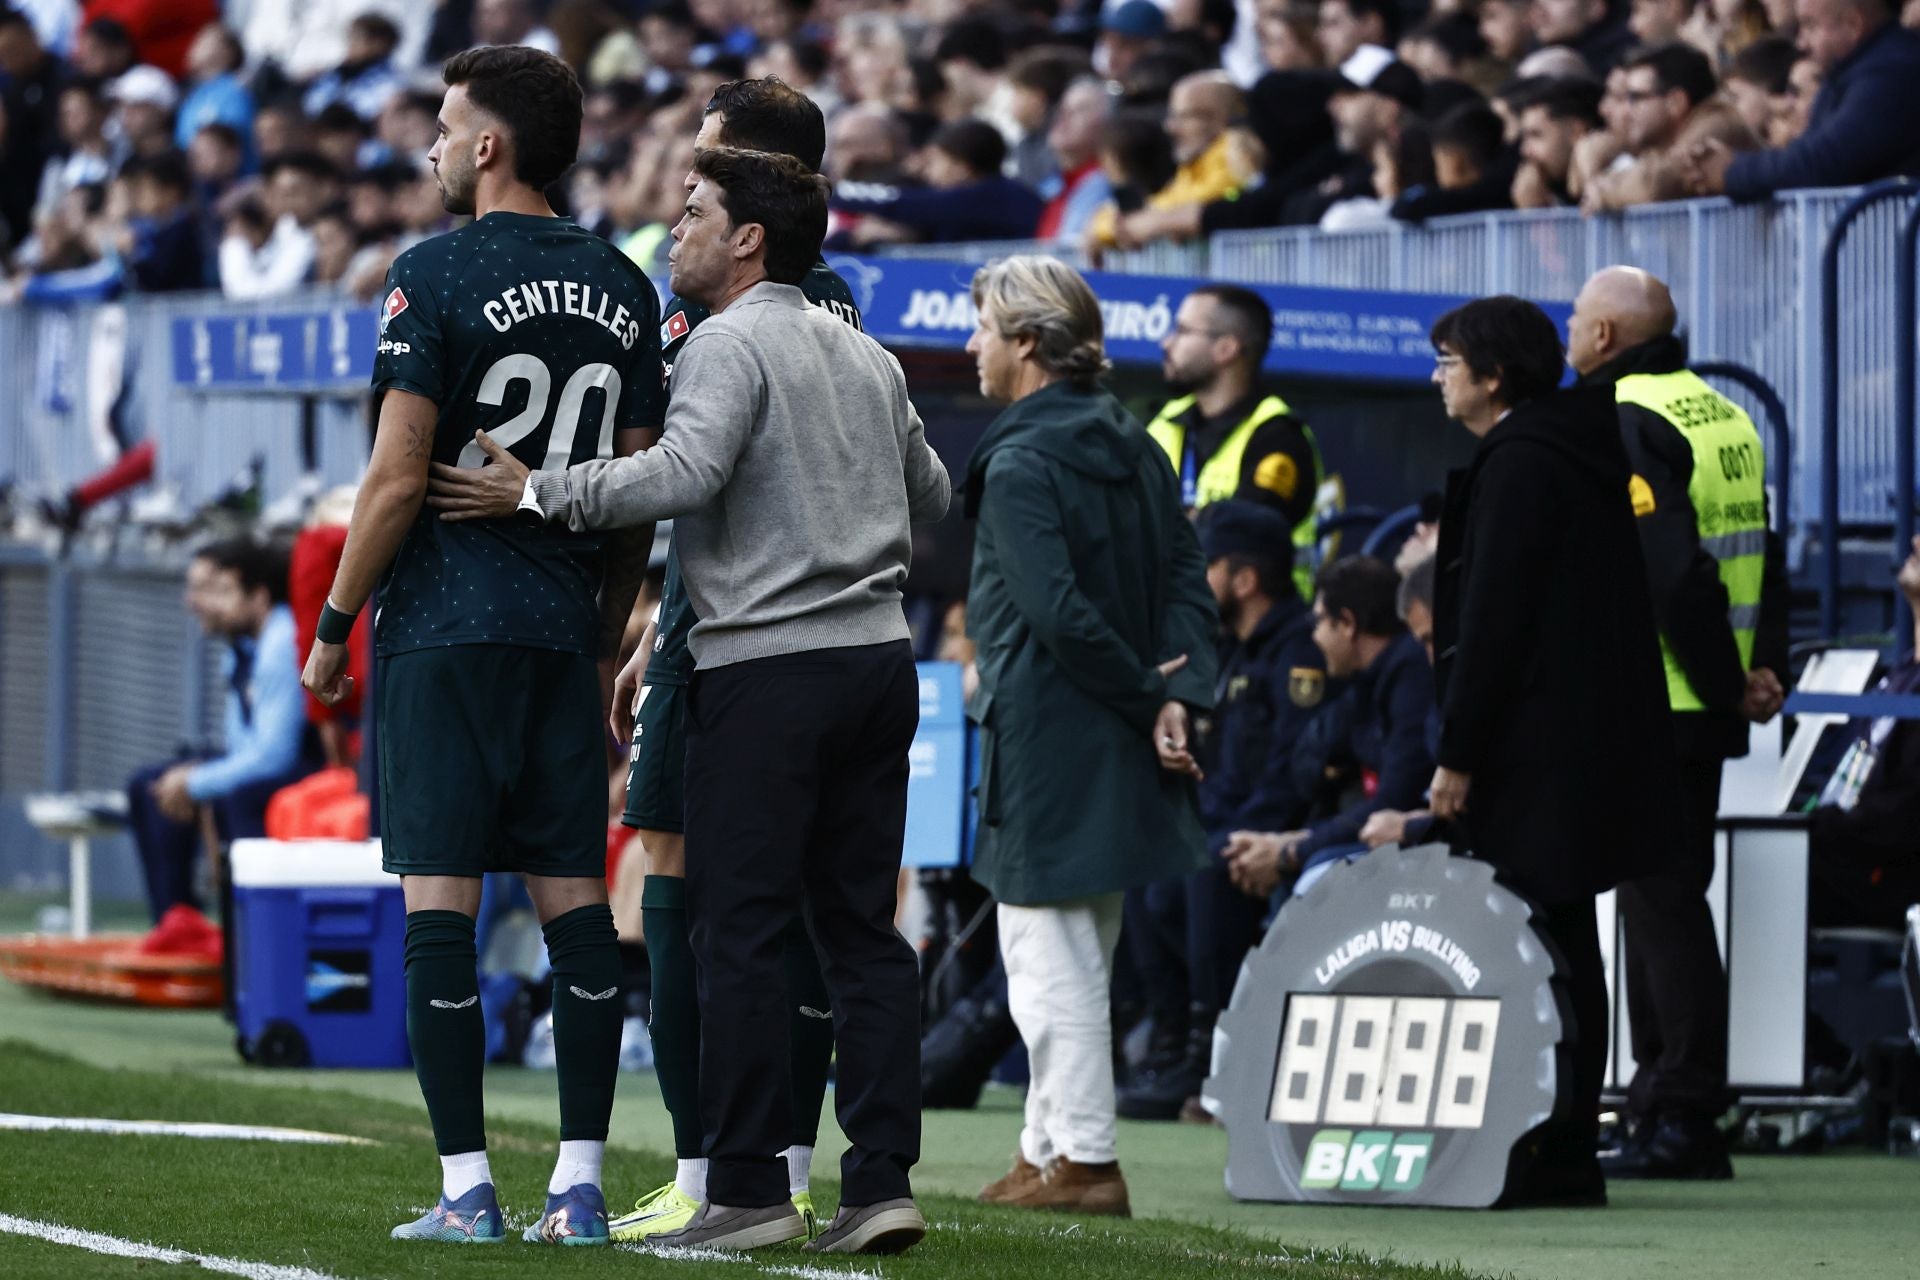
[3,0,1920,302]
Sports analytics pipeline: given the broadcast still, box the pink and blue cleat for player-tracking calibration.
[524,1183,610,1245]
[390,1183,506,1243]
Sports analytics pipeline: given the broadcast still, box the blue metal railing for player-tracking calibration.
[1895,199,1920,659]
[1818,180,1918,639]
[1694,361,1792,537]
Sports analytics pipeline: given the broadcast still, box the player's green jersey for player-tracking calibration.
[642,258,862,686]
[372,212,665,657]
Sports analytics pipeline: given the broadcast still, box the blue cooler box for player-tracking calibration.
[231,839,410,1068]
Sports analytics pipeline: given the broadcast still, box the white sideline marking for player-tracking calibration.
[0,1212,344,1280]
[0,1113,374,1145]
[762,1266,882,1279]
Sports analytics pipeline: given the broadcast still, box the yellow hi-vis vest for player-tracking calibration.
[1147,394,1324,600]
[1615,370,1768,713]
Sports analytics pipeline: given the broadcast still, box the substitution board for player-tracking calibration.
[1207,844,1567,1207]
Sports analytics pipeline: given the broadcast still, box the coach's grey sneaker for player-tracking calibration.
[645,1200,807,1251]
[802,1198,926,1255]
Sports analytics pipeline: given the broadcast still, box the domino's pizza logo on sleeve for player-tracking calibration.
[660,310,690,347]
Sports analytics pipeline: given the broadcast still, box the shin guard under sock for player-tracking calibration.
[404,910,487,1157]
[642,875,704,1160]
[544,903,623,1143]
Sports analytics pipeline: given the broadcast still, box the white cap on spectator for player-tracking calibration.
[108,66,180,113]
[1338,44,1396,89]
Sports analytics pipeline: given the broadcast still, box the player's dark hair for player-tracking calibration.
[930,118,1005,178]
[1430,295,1566,407]
[704,76,827,173]
[196,538,291,606]
[1621,40,1717,106]
[1316,556,1404,638]
[1189,284,1273,366]
[691,146,828,286]
[443,44,584,192]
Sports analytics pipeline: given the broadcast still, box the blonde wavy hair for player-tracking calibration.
[969,256,1113,391]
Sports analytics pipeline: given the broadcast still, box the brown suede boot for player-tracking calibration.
[1021,1158,1132,1217]
[977,1153,1043,1203]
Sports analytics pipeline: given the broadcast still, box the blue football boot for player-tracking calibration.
[390,1183,506,1243]
[524,1183,611,1245]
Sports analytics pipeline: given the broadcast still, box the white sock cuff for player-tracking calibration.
[549,1139,605,1196]
[441,1150,493,1201]
[676,1157,708,1202]
[781,1144,814,1195]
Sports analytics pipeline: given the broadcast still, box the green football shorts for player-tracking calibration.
[620,682,686,833]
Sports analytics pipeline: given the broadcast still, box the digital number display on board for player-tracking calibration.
[1208,846,1565,1208]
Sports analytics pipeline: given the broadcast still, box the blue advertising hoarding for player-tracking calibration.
[904,661,968,869]
[167,257,1571,396]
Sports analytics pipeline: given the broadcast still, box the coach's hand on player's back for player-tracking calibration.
[426,430,530,521]
[302,641,354,707]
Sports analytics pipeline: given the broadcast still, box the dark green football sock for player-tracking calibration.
[784,915,835,1148]
[404,910,486,1156]
[544,903,623,1143]
[642,875,704,1160]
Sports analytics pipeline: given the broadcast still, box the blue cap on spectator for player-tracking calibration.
[1200,500,1296,566]
[1103,0,1167,39]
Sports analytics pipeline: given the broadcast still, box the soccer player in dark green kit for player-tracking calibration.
[301,46,663,1246]
[600,77,860,1243]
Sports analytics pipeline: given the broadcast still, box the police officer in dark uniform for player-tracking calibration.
[1567,267,1789,1179]
[1119,502,1331,1120]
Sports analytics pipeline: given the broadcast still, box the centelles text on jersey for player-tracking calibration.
[482,279,644,350]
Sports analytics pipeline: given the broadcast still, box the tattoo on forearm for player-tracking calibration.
[404,418,434,460]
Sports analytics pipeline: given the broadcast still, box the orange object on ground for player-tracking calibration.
[265,767,370,841]
[139,904,222,958]
[0,934,222,1008]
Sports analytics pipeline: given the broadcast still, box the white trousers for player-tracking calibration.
[998,893,1125,1167]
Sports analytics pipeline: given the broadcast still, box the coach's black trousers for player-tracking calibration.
[1618,753,1730,1120]
[684,640,922,1208]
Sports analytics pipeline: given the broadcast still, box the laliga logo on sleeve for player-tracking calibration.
[379,287,409,335]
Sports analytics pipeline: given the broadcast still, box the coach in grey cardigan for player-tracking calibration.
[427,147,949,1257]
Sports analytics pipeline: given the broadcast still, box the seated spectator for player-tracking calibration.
[473,0,562,55]
[302,12,405,122]
[127,539,319,925]
[72,17,137,81]
[828,119,1043,246]
[1723,33,1798,139]
[219,151,336,298]
[1095,107,1178,219]
[118,150,205,291]
[1513,43,1599,79]
[1359,552,1443,850]
[1807,536,1920,930]
[1101,0,1168,83]
[252,99,311,165]
[106,65,181,162]
[1772,52,1824,143]
[1512,76,1604,205]
[1094,70,1258,250]
[1686,0,1920,197]
[173,25,253,163]
[0,8,65,257]
[1535,0,1637,72]
[1280,56,1423,226]
[1222,555,1436,898]
[1321,118,1433,228]
[1392,100,1516,218]
[1630,0,1695,49]
[752,36,840,117]
[1685,0,1776,66]
[1317,0,1399,75]
[377,89,441,163]
[826,101,909,184]
[1585,41,1756,209]
[936,17,1016,141]
[5,180,123,303]
[1400,12,1493,88]
[1005,45,1092,190]
[1480,0,1538,69]
[1037,76,1116,243]
[33,79,114,232]
[308,200,362,288]
[187,121,247,204]
[1256,0,1326,72]
[311,102,382,174]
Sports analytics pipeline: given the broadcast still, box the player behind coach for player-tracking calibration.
[427,146,951,1255]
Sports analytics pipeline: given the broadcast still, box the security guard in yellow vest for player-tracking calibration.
[1569,267,1789,1181]
[1151,286,1325,599]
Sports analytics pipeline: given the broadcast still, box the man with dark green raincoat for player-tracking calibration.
[959,255,1218,1220]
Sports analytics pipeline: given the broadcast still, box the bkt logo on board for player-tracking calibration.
[1301,1129,1433,1192]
